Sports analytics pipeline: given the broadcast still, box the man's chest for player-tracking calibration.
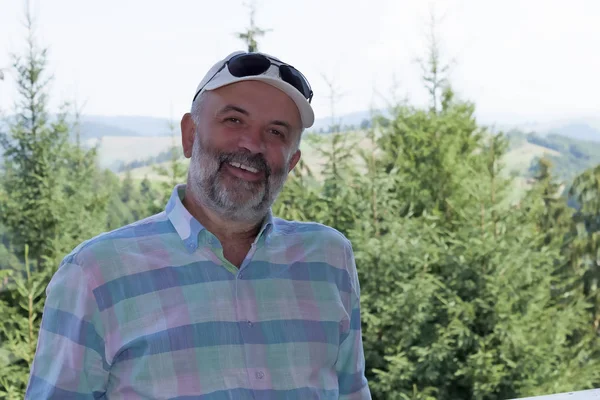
[96,258,350,398]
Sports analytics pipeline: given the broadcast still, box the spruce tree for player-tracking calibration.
[0,3,109,396]
[53,106,110,266]
[569,164,600,332]
[101,168,135,230]
[149,118,188,214]
[272,147,324,223]
[347,21,600,398]
[307,75,360,236]
[235,1,271,52]
[0,8,71,271]
[354,87,600,399]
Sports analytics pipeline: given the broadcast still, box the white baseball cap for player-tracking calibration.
[192,51,315,129]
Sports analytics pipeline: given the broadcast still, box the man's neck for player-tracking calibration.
[182,187,263,245]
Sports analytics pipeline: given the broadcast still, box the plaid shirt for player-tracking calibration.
[26,184,371,399]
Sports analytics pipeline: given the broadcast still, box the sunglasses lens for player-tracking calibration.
[279,65,311,100]
[228,54,270,77]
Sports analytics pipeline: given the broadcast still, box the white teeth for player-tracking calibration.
[243,165,259,173]
[229,162,259,173]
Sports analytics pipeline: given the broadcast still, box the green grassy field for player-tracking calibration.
[502,142,561,175]
[89,135,181,171]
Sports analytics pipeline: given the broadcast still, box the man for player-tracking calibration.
[26,50,371,399]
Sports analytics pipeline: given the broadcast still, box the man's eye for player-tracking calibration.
[270,129,283,136]
[225,117,241,124]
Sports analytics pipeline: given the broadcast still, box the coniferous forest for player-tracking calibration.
[1,5,599,400]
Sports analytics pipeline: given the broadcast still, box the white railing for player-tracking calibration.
[511,389,600,399]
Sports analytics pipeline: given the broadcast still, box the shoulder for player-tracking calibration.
[54,212,173,285]
[271,218,360,293]
[272,217,352,249]
[69,212,170,259]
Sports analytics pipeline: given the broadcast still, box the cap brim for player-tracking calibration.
[204,76,314,129]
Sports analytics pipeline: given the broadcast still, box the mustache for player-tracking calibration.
[218,151,271,177]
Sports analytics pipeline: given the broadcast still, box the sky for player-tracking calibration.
[0,0,598,126]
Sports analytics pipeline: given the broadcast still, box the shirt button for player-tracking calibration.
[256,371,264,380]
[247,320,253,327]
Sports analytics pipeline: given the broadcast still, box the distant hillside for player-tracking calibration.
[78,121,143,139]
[502,140,561,175]
[310,110,390,133]
[506,130,600,184]
[0,114,179,141]
[498,116,600,142]
[86,135,179,171]
[549,122,600,142]
[72,111,600,142]
[80,115,180,138]
[118,129,600,193]
[4,110,597,141]
[118,130,372,182]
[309,111,600,142]
[2,111,599,180]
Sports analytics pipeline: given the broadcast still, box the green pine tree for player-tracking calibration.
[149,118,188,214]
[0,3,110,396]
[0,245,48,399]
[345,22,600,398]
[568,164,600,332]
[271,149,323,223]
[0,10,71,272]
[525,157,573,246]
[52,106,111,266]
[235,1,271,52]
[102,168,136,230]
[353,92,600,399]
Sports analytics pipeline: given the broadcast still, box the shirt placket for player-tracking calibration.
[234,243,271,397]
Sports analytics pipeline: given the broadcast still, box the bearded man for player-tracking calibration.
[26,51,371,400]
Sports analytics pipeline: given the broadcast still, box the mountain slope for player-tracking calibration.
[81,115,180,138]
[2,112,598,182]
[507,131,600,184]
[118,130,600,190]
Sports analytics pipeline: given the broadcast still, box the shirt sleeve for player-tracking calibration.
[25,253,109,399]
[336,241,372,400]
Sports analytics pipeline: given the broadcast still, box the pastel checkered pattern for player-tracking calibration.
[26,184,371,399]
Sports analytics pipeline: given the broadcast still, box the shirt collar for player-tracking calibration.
[165,184,275,252]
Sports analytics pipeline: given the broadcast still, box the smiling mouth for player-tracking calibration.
[227,161,259,174]
[222,161,266,183]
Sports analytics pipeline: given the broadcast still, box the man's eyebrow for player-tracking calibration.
[217,104,250,116]
[271,120,292,131]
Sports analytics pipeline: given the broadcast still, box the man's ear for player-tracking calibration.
[181,113,195,158]
[288,149,301,173]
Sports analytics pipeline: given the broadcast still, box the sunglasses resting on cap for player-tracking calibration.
[192,51,315,129]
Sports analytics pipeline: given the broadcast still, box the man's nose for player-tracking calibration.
[237,126,265,154]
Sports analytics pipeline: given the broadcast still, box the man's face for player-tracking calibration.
[181,80,302,223]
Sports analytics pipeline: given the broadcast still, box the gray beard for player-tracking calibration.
[187,134,289,223]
